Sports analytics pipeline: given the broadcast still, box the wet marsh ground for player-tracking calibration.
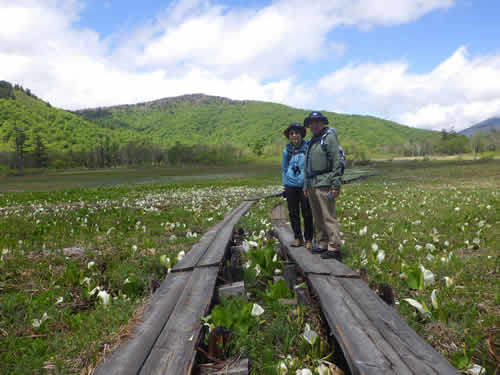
[0,160,498,374]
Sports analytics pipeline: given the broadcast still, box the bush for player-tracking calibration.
[50,159,67,169]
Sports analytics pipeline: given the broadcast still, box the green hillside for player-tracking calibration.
[1,80,438,161]
[0,81,124,153]
[76,94,436,153]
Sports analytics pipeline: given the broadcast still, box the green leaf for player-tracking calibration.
[407,268,424,290]
[263,279,292,301]
[451,351,470,369]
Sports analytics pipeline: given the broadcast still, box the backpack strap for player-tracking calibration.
[307,127,345,177]
[286,142,305,164]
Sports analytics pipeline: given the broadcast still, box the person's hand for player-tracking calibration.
[328,189,339,199]
[303,189,308,197]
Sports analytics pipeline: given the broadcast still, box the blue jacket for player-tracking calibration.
[281,140,307,187]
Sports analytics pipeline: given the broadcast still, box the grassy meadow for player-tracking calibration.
[0,159,498,374]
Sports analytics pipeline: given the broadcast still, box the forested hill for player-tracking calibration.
[0,81,124,153]
[1,79,436,156]
[75,93,435,153]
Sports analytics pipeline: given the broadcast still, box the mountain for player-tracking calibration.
[1,80,437,155]
[459,117,500,137]
[74,93,436,150]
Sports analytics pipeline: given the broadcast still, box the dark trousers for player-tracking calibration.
[285,186,313,241]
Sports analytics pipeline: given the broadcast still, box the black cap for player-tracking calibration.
[304,111,329,127]
[284,122,306,138]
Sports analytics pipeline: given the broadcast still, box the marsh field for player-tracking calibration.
[0,159,498,374]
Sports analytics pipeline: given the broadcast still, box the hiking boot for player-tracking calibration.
[304,241,313,250]
[290,239,303,247]
[311,247,327,254]
[321,250,342,261]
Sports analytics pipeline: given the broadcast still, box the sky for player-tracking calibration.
[2,0,500,131]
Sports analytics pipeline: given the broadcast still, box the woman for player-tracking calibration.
[281,122,313,249]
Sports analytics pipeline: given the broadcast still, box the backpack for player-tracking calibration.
[320,127,345,175]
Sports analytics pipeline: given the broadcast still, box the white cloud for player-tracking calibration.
[316,46,500,130]
[4,0,499,131]
[120,0,455,78]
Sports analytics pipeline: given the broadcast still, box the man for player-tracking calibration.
[281,122,313,250]
[303,111,343,260]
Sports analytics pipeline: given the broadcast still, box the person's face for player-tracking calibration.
[289,130,302,146]
[309,120,325,136]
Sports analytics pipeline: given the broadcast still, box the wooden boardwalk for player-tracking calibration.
[93,200,254,375]
[272,205,460,375]
[92,171,396,374]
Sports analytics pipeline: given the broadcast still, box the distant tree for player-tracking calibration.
[14,126,27,174]
[0,81,13,99]
[32,133,48,168]
[251,139,265,157]
[471,131,482,158]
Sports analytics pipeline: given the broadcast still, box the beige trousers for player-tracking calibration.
[307,187,341,251]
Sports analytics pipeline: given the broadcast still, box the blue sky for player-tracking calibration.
[2,0,500,131]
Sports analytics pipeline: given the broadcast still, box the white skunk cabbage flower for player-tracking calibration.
[317,364,330,375]
[377,250,385,264]
[444,276,454,288]
[425,243,436,251]
[467,364,486,375]
[296,369,313,375]
[177,250,185,261]
[316,361,342,375]
[419,265,435,287]
[423,269,435,287]
[371,243,378,252]
[32,312,49,328]
[160,255,170,266]
[251,303,264,317]
[303,323,318,345]
[359,226,367,236]
[242,240,250,252]
[431,289,439,309]
[403,298,430,316]
[87,261,96,269]
[254,264,261,276]
[97,289,110,306]
[277,361,287,374]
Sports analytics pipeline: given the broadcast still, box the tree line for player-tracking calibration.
[0,129,248,174]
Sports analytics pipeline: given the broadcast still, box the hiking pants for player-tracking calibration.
[307,187,342,251]
[285,186,313,241]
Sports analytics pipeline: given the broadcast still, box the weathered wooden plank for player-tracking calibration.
[273,223,332,274]
[342,173,377,184]
[139,267,219,375]
[271,203,288,222]
[171,206,240,272]
[339,278,460,375]
[273,223,357,277]
[92,271,191,375]
[197,201,253,267]
[315,276,414,375]
[308,274,397,375]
